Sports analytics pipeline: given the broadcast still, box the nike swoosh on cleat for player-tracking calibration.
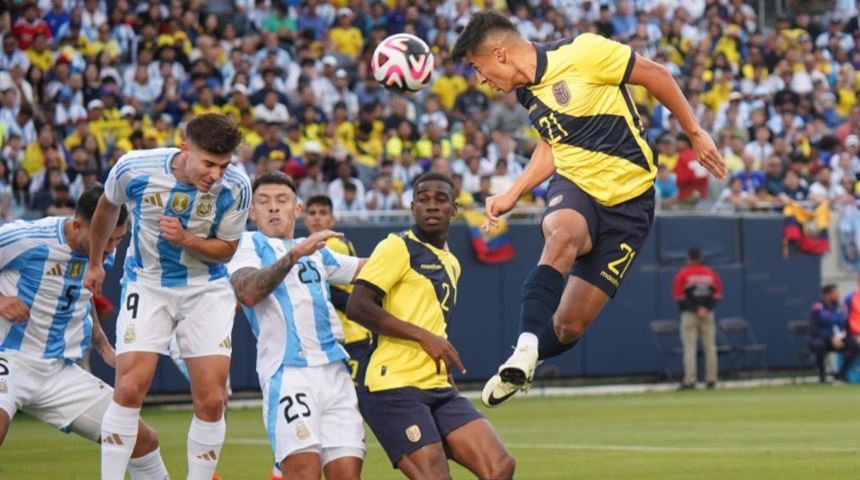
[485,389,517,407]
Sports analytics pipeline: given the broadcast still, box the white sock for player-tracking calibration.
[187,416,226,480]
[128,447,170,480]
[101,401,141,480]
[517,332,539,351]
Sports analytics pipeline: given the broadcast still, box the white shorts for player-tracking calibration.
[0,350,112,440]
[115,279,236,358]
[261,362,365,465]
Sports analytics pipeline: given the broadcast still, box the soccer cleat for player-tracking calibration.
[481,345,538,407]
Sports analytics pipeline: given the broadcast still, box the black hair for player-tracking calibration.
[687,247,702,262]
[185,113,244,155]
[452,10,518,61]
[344,182,357,192]
[75,186,129,226]
[412,172,455,191]
[252,171,296,194]
[822,284,838,296]
[305,195,333,211]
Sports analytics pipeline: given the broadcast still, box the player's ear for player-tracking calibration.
[295,200,303,218]
[493,46,506,63]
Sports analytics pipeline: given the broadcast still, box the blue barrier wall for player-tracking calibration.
[90,216,820,392]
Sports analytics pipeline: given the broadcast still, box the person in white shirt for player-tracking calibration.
[254,90,290,125]
[743,126,774,166]
[227,172,366,479]
[365,173,401,211]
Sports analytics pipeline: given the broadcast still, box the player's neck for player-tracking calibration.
[63,218,84,254]
[170,152,193,185]
[412,225,447,249]
[511,41,539,87]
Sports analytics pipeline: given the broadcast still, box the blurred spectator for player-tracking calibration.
[328,160,365,208]
[0,158,10,222]
[810,284,858,383]
[673,247,723,389]
[451,173,475,209]
[809,166,845,203]
[655,164,679,207]
[675,135,709,203]
[732,154,765,195]
[365,172,400,211]
[713,177,752,212]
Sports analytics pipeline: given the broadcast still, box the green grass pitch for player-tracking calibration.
[1,385,858,479]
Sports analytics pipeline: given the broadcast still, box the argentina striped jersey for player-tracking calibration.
[227,231,360,382]
[0,217,112,361]
[104,148,251,287]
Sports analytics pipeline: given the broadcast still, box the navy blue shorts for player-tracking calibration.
[345,338,371,390]
[357,387,483,467]
[542,174,655,298]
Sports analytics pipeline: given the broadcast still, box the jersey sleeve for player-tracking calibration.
[215,172,252,242]
[318,247,359,285]
[570,33,634,85]
[0,226,39,271]
[226,233,261,274]
[354,234,409,296]
[104,154,140,204]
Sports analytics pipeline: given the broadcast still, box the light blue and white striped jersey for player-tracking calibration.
[0,217,111,361]
[105,148,251,287]
[227,231,360,382]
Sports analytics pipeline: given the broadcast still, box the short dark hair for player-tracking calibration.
[185,113,244,155]
[412,172,455,191]
[822,284,838,296]
[305,195,333,211]
[687,247,702,262]
[252,171,296,194]
[76,186,128,226]
[452,11,518,61]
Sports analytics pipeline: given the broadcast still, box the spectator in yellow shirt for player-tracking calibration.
[26,33,54,72]
[22,125,66,176]
[328,8,363,60]
[86,24,121,61]
[431,58,467,111]
[191,87,223,116]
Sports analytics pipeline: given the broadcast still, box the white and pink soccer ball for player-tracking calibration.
[371,33,434,93]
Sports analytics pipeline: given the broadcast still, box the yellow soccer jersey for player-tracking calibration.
[355,228,460,392]
[518,33,656,206]
[325,235,370,345]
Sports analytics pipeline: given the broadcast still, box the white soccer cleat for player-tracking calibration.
[481,345,538,407]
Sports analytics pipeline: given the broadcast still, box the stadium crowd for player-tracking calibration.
[3,0,860,222]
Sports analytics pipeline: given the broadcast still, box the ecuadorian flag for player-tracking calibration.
[462,209,515,264]
[783,201,830,255]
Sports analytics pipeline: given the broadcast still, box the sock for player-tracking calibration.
[187,416,226,480]
[519,265,565,337]
[128,447,170,480]
[537,321,580,360]
[101,401,141,480]
[516,332,539,350]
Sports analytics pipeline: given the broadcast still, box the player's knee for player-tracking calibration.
[194,389,227,419]
[543,228,579,264]
[554,319,585,344]
[113,377,148,406]
[281,459,321,480]
[485,452,515,479]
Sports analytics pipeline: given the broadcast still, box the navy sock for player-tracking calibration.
[519,265,565,336]
[538,322,579,360]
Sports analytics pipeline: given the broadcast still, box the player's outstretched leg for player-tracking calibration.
[445,418,515,479]
[482,209,590,407]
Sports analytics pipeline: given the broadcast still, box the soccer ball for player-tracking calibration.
[371,33,434,93]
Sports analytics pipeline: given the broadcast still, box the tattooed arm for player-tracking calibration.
[231,229,343,307]
[90,300,116,368]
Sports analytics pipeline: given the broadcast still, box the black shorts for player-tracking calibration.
[344,337,371,390]
[542,174,655,298]
[357,386,483,467]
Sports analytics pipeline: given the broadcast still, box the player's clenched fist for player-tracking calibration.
[159,216,191,247]
[0,296,30,323]
[482,192,518,232]
[84,264,104,296]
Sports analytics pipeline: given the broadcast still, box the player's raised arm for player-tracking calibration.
[230,229,342,307]
[85,195,122,296]
[628,55,728,179]
[483,138,555,230]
